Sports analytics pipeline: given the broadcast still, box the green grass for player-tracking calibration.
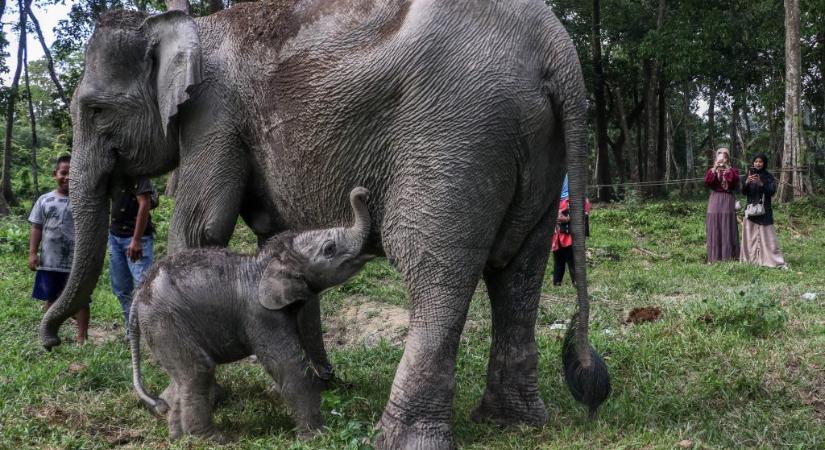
[1,197,824,449]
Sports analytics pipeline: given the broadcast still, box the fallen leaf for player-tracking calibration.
[678,439,694,448]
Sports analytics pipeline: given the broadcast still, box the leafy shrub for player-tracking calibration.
[693,285,787,337]
[785,195,825,221]
[0,218,30,254]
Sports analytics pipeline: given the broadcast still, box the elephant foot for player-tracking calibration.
[374,412,454,450]
[470,386,548,427]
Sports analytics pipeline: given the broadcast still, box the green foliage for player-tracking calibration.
[691,285,788,338]
[0,216,29,253]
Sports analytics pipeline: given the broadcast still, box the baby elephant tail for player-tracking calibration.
[129,300,169,416]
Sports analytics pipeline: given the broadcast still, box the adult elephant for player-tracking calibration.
[42,1,609,448]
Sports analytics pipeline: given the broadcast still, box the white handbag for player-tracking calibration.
[744,194,765,218]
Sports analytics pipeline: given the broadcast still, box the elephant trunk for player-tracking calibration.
[344,187,371,251]
[557,47,611,416]
[39,143,113,349]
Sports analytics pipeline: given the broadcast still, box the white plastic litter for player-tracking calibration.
[802,292,818,301]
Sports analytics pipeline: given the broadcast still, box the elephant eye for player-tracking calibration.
[322,241,336,259]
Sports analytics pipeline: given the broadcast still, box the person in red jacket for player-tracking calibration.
[552,175,591,286]
[704,147,740,262]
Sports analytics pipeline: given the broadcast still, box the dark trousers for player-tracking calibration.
[552,246,575,285]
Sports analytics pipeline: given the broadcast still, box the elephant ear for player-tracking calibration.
[257,259,311,310]
[141,10,201,137]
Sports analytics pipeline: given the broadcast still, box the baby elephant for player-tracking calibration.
[129,187,372,441]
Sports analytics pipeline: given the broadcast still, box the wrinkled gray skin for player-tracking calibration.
[130,187,372,441]
[44,1,599,448]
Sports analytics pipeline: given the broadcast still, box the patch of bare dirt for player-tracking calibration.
[27,405,77,427]
[89,424,144,446]
[87,322,124,345]
[624,306,662,324]
[325,298,409,348]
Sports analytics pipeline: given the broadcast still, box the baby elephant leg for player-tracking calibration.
[177,369,226,442]
[164,380,183,440]
[257,335,323,438]
[297,297,335,385]
[165,379,183,441]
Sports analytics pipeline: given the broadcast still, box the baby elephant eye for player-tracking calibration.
[322,241,336,259]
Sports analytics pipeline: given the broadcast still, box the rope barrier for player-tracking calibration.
[586,172,811,195]
[587,177,705,190]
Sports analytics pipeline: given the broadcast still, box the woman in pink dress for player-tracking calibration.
[704,147,740,262]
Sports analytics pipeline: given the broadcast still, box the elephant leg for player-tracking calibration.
[375,250,484,450]
[375,179,503,450]
[177,369,225,442]
[470,207,555,426]
[256,333,324,438]
[296,296,336,387]
[167,141,248,254]
[164,381,183,440]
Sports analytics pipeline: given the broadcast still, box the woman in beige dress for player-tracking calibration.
[741,153,786,268]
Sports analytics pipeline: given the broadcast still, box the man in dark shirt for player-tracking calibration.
[109,177,155,331]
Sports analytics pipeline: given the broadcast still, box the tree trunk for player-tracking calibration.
[0,0,8,224]
[683,83,696,192]
[2,0,33,210]
[779,0,807,201]
[643,62,656,186]
[24,46,39,200]
[742,103,753,144]
[591,0,613,201]
[611,85,629,185]
[735,118,748,164]
[656,71,667,190]
[28,8,69,109]
[643,0,666,196]
[634,85,644,183]
[707,84,717,158]
[729,101,740,164]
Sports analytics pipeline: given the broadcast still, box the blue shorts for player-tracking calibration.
[31,270,91,305]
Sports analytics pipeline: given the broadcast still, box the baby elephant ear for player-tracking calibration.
[257,260,310,310]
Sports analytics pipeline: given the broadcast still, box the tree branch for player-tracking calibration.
[28,8,69,109]
[2,0,34,209]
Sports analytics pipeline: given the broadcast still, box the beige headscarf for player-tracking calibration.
[715,147,731,190]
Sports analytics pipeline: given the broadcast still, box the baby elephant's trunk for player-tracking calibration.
[129,299,169,416]
[344,187,371,248]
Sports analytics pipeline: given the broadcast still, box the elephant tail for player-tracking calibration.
[553,39,611,416]
[129,299,169,416]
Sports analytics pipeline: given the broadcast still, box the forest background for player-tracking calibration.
[0,0,823,215]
